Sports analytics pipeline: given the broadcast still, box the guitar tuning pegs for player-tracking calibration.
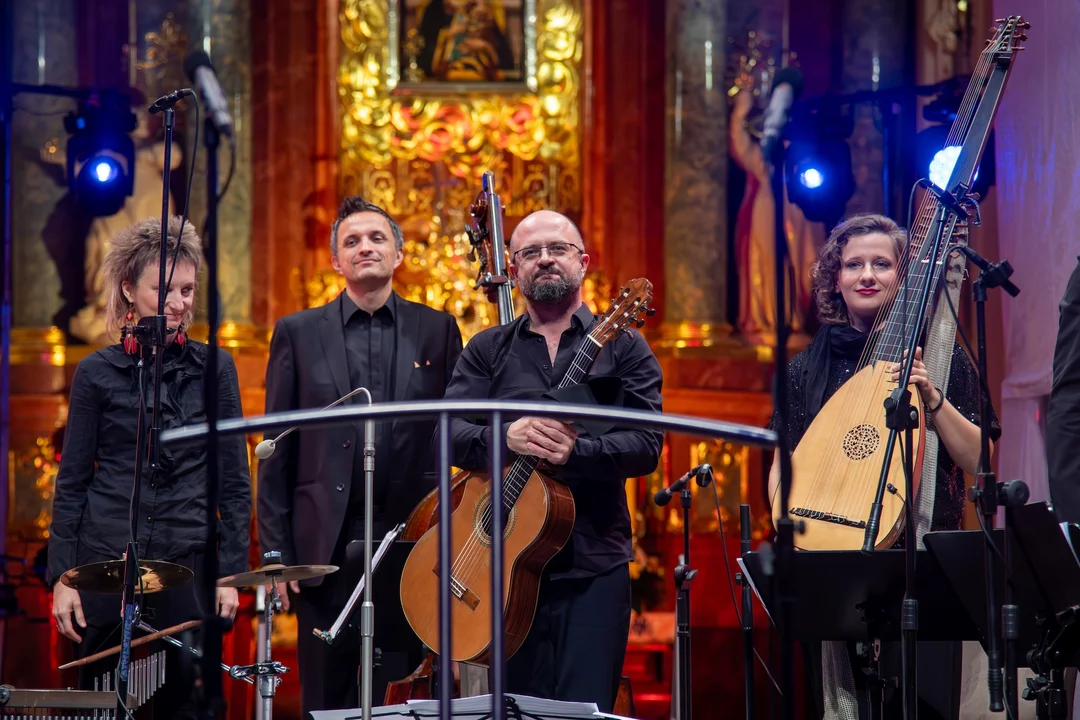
[635,319,645,328]
[646,307,657,316]
[1021,21,1031,29]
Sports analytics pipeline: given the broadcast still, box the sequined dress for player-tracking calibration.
[771,340,1001,532]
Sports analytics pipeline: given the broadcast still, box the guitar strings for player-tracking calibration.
[836,41,994,526]
[450,325,610,584]
[799,37,996,530]
[448,308,632,595]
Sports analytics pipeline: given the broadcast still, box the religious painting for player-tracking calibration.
[389,0,538,93]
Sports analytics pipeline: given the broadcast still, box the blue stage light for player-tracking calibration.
[64,92,136,218]
[799,167,824,189]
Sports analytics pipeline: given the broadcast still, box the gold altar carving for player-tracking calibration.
[8,426,63,542]
[336,0,587,341]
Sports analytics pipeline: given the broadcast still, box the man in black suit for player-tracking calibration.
[1049,257,1080,521]
[257,196,463,715]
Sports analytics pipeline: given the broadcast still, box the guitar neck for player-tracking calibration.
[499,333,603,510]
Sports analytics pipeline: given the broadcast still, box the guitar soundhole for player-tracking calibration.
[471,492,517,547]
[843,424,880,460]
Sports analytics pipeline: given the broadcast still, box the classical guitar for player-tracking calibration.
[773,16,1027,550]
[399,278,655,664]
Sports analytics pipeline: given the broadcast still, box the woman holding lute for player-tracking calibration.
[767,212,999,719]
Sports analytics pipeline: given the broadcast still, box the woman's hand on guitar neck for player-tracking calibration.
[508,417,578,465]
[889,347,942,408]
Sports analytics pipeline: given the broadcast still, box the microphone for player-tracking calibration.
[956,245,1021,298]
[255,387,371,460]
[148,88,194,115]
[182,50,234,138]
[653,464,713,507]
[761,67,804,159]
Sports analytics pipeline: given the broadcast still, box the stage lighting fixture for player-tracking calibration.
[915,122,995,198]
[783,108,855,228]
[914,86,995,198]
[64,92,137,218]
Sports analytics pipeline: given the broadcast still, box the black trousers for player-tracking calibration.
[504,563,631,713]
[804,639,962,719]
[293,517,425,716]
[73,549,211,720]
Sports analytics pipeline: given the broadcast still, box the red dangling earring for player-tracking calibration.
[175,324,186,345]
[122,306,138,355]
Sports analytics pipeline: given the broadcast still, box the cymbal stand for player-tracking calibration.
[133,620,255,685]
[229,551,291,720]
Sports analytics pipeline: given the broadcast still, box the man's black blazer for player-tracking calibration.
[1049,257,1080,522]
[257,292,463,578]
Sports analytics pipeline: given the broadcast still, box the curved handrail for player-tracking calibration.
[163,398,775,719]
[160,399,777,449]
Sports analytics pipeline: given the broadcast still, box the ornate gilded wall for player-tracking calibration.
[333,0,590,339]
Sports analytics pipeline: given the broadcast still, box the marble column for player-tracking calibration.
[661,0,733,348]
[185,0,253,329]
[10,0,78,331]
[841,0,908,216]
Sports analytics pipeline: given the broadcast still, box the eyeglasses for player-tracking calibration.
[511,243,584,264]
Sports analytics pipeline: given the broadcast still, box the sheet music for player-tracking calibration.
[736,557,775,626]
[1061,521,1080,565]
[327,523,404,639]
[312,694,603,720]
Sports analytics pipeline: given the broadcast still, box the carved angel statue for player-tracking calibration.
[729,78,824,346]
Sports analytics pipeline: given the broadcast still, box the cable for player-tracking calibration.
[165,97,200,295]
[217,136,236,204]
[709,481,783,697]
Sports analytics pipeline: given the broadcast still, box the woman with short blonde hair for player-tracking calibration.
[47,216,251,719]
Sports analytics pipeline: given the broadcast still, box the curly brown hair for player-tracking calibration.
[810,213,908,326]
[102,216,203,339]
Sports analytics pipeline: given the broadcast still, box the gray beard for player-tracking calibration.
[523,276,574,302]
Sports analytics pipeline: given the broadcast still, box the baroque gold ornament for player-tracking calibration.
[339,0,582,176]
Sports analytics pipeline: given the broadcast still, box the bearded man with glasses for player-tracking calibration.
[438,209,664,712]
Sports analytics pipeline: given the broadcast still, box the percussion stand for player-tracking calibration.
[229,552,290,720]
[133,620,255,686]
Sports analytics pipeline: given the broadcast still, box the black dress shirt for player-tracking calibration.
[341,291,397,516]
[47,341,252,584]
[442,303,664,579]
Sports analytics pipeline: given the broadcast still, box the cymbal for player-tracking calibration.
[217,563,338,588]
[60,559,194,594]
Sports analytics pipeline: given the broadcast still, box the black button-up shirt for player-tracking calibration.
[47,341,252,584]
[341,291,397,515]
[442,303,664,579]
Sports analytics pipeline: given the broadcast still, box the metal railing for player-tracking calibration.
[161,399,777,720]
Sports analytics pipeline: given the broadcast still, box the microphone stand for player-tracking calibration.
[861,200,959,720]
[199,107,224,720]
[114,104,176,720]
[960,244,1024,717]
[361,401,376,720]
[738,504,755,720]
[655,464,712,720]
[765,116,796,720]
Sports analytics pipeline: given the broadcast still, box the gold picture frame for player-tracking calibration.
[388,0,539,94]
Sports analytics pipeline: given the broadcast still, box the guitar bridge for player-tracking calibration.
[431,564,481,611]
[790,507,867,528]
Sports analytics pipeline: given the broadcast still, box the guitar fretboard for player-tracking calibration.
[487,333,603,533]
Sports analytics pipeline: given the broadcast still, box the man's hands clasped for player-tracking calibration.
[507,417,578,465]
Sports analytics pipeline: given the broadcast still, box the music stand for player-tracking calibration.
[340,536,428,702]
[739,550,975,643]
[924,502,1080,718]
[739,548,978,719]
